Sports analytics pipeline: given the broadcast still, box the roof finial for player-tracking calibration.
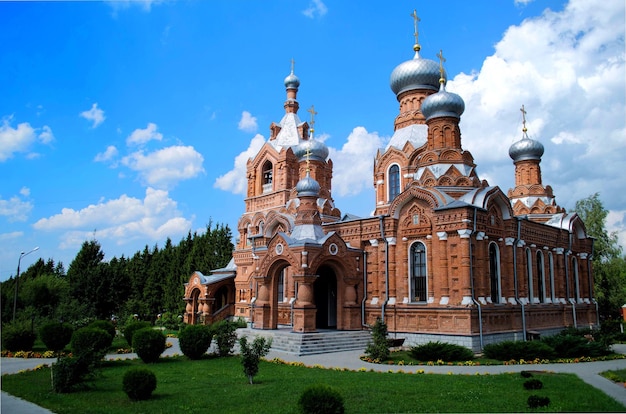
[290,58,295,74]
[437,49,446,84]
[520,104,528,138]
[307,105,317,138]
[411,9,421,53]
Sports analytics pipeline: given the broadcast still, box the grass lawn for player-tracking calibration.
[601,368,626,384]
[2,356,625,413]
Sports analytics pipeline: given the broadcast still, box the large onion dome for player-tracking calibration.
[295,173,320,197]
[284,70,300,89]
[509,136,544,162]
[293,138,329,162]
[421,81,465,120]
[390,50,443,96]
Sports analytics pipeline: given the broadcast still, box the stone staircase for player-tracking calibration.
[237,327,372,356]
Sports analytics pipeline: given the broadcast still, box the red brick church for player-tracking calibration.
[183,14,597,350]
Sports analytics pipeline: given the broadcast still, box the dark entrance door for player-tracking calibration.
[314,265,337,329]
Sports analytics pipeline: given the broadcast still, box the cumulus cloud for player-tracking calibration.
[238,111,258,133]
[302,0,328,18]
[0,117,53,162]
[126,122,163,146]
[0,188,33,222]
[214,134,265,195]
[94,145,119,163]
[121,145,205,189]
[80,103,106,128]
[34,187,191,249]
[107,0,164,13]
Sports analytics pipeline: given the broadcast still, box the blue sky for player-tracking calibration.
[1,0,624,280]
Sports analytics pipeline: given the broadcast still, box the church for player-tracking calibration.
[183,13,598,351]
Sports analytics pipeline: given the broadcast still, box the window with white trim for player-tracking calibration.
[389,164,400,201]
[488,243,501,304]
[410,241,427,303]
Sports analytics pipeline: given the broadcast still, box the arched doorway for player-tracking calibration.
[314,265,337,329]
[190,288,200,324]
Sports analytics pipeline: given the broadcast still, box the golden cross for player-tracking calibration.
[411,9,420,46]
[307,105,317,128]
[520,104,528,133]
[437,49,446,78]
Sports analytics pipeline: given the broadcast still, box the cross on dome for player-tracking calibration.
[411,9,421,52]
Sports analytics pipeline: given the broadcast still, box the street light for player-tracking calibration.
[12,246,39,323]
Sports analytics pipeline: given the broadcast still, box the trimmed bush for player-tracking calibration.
[365,317,390,361]
[70,327,111,361]
[132,328,166,363]
[483,340,556,361]
[527,395,550,409]
[213,320,238,356]
[87,320,116,347]
[179,324,212,360]
[52,356,93,393]
[523,379,544,390]
[122,321,151,348]
[2,323,36,352]
[410,341,474,362]
[298,384,345,414]
[40,322,74,353]
[239,335,272,384]
[542,334,611,358]
[122,368,157,401]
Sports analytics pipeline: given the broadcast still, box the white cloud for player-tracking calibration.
[126,122,163,146]
[302,0,328,19]
[38,125,54,144]
[0,117,36,162]
[107,0,164,13]
[80,103,106,128]
[94,145,119,163]
[121,145,205,189]
[214,134,265,195]
[329,127,386,197]
[0,190,33,222]
[238,111,258,133]
[34,187,192,249]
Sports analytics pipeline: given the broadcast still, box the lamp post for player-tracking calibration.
[12,246,39,323]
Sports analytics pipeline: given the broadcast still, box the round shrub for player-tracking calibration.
[2,323,36,352]
[483,340,556,361]
[52,356,92,393]
[122,368,157,401]
[410,341,474,362]
[87,320,116,347]
[70,327,111,360]
[212,320,238,356]
[527,395,550,409]
[132,328,166,363]
[40,322,74,352]
[298,384,345,414]
[179,324,212,360]
[123,321,151,348]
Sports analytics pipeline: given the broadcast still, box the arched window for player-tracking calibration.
[536,251,545,303]
[389,164,400,201]
[488,243,501,304]
[526,248,534,303]
[410,241,427,303]
[548,252,555,302]
[262,160,273,193]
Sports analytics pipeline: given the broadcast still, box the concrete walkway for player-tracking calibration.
[2,340,625,413]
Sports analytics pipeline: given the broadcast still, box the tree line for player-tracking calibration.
[1,222,233,326]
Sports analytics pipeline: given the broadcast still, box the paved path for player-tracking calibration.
[2,340,625,413]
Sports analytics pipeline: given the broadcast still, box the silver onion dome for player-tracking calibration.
[284,71,300,89]
[293,138,329,162]
[421,82,465,120]
[390,53,443,96]
[296,173,320,197]
[509,136,544,162]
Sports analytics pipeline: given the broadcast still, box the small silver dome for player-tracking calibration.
[421,82,465,120]
[509,136,544,162]
[296,173,320,197]
[390,52,443,96]
[284,71,300,89]
[293,138,329,162]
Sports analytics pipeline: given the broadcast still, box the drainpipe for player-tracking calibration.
[514,217,527,341]
[379,215,389,323]
[469,207,484,351]
[361,250,368,328]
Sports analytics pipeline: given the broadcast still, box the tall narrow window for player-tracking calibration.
[572,257,580,302]
[489,243,501,304]
[389,164,400,201]
[526,248,534,303]
[410,241,427,303]
[262,160,273,193]
[277,268,285,303]
[548,252,555,302]
[536,251,545,303]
